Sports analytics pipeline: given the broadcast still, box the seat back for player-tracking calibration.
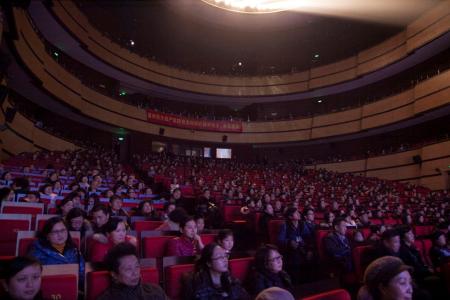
[1,201,44,215]
[41,264,79,300]
[268,219,285,245]
[421,239,433,266]
[414,225,434,237]
[16,231,81,256]
[352,245,374,282]
[142,236,173,258]
[41,274,78,300]
[86,266,159,300]
[222,205,242,223]
[134,220,164,232]
[164,263,194,300]
[0,214,31,256]
[316,230,330,261]
[35,214,59,231]
[302,288,351,300]
[200,233,217,246]
[229,257,254,283]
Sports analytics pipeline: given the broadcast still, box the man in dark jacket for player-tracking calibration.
[99,243,168,300]
[399,226,433,280]
[323,217,353,273]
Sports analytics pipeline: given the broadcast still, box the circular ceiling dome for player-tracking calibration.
[200,0,301,14]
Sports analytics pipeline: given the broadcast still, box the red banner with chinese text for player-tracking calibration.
[146,110,243,133]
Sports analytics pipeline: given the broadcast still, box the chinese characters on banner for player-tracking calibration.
[146,110,243,133]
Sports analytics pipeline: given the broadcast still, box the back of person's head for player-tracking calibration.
[91,203,109,215]
[255,287,294,300]
[0,256,42,299]
[284,207,297,219]
[168,207,187,224]
[381,228,400,241]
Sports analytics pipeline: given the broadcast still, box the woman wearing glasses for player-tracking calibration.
[28,216,85,287]
[184,243,249,300]
[252,244,293,296]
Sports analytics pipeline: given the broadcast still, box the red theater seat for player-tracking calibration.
[316,229,330,261]
[0,214,31,256]
[35,214,58,231]
[86,267,159,300]
[414,225,434,237]
[200,233,217,245]
[164,263,194,300]
[301,289,351,300]
[142,235,173,258]
[1,201,44,215]
[421,239,433,266]
[41,274,78,300]
[16,231,81,256]
[223,205,243,223]
[134,220,164,232]
[268,219,285,245]
[352,245,374,282]
[229,257,254,283]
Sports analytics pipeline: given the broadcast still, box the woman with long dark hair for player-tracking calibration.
[184,243,249,300]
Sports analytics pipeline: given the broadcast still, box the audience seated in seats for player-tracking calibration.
[273,201,284,219]
[109,195,129,218]
[183,243,249,300]
[259,204,275,242]
[167,216,204,257]
[28,216,85,287]
[319,211,335,229]
[22,191,40,203]
[98,243,168,300]
[323,217,353,273]
[66,207,93,240]
[156,207,187,231]
[194,213,206,234]
[357,211,372,227]
[252,244,293,297]
[255,287,294,300]
[398,226,433,280]
[277,207,313,283]
[196,189,221,228]
[172,188,192,214]
[90,218,137,264]
[0,256,43,300]
[135,200,159,220]
[351,230,367,248]
[90,204,110,235]
[429,231,450,267]
[357,256,414,300]
[301,208,316,246]
[84,193,99,213]
[160,202,176,221]
[374,229,401,259]
[216,229,235,256]
[367,225,386,244]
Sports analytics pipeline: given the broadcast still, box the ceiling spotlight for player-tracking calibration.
[130,40,135,46]
[317,99,323,103]
[313,54,320,59]
[237,62,243,66]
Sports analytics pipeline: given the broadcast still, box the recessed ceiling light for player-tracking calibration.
[200,0,302,14]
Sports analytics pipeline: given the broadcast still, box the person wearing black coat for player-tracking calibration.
[252,244,293,297]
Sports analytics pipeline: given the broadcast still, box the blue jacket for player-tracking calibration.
[29,239,85,286]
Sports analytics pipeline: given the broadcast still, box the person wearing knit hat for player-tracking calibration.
[357,256,413,300]
[255,287,295,300]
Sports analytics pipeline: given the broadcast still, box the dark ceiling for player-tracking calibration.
[76,0,413,76]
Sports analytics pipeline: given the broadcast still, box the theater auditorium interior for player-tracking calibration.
[0,0,449,299]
